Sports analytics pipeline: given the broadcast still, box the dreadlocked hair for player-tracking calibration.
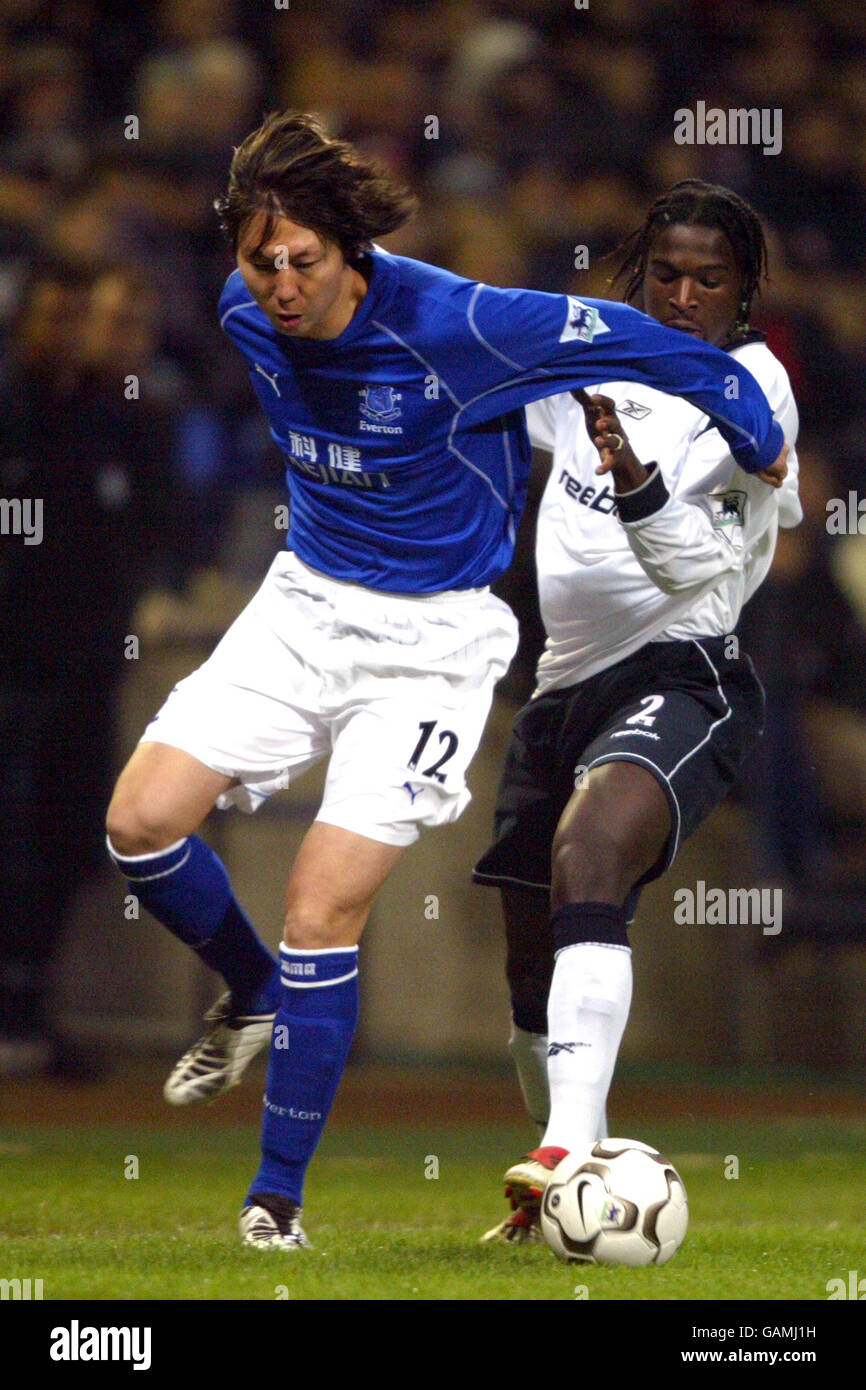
[609,180,769,334]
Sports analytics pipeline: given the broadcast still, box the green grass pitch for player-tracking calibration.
[3,1114,865,1301]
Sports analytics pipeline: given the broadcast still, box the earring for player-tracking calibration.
[734,299,750,334]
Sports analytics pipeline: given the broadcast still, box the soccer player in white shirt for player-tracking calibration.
[475,180,800,1243]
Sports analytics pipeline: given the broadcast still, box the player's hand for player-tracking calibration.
[756,445,789,489]
[573,389,649,490]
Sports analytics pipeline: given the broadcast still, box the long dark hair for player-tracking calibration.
[215,110,418,263]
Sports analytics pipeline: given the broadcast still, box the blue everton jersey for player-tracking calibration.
[219,249,783,593]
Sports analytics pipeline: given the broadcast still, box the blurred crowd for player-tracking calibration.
[1,0,865,1062]
[4,0,866,468]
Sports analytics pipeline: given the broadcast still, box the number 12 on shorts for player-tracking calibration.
[407,720,460,784]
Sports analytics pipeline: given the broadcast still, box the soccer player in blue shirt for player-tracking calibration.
[105,113,787,1249]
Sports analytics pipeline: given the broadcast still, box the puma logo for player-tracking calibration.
[254,363,281,396]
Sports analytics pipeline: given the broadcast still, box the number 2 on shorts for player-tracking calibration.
[625,694,665,728]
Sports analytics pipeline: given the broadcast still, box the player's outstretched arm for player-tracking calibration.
[571,299,787,475]
[460,287,785,476]
[576,391,788,492]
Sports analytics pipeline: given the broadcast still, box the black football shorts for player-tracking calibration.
[473,636,765,913]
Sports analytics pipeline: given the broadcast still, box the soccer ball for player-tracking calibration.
[540,1138,688,1267]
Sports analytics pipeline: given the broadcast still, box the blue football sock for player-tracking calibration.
[107,835,280,1015]
[248,944,360,1207]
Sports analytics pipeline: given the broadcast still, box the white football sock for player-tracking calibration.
[508,1023,549,1137]
[541,942,632,1153]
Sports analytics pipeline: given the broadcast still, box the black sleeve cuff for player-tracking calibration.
[615,462,670,523]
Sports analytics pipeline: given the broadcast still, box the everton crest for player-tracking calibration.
[359,385,403,424]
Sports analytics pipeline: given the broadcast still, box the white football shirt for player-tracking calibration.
[525,340,801,694]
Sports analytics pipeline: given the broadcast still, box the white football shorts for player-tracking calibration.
[139,551,519,846]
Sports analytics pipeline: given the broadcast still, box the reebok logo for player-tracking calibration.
[617,399,652,420]
[558,470,619,515]
[548,1041,589,1056]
